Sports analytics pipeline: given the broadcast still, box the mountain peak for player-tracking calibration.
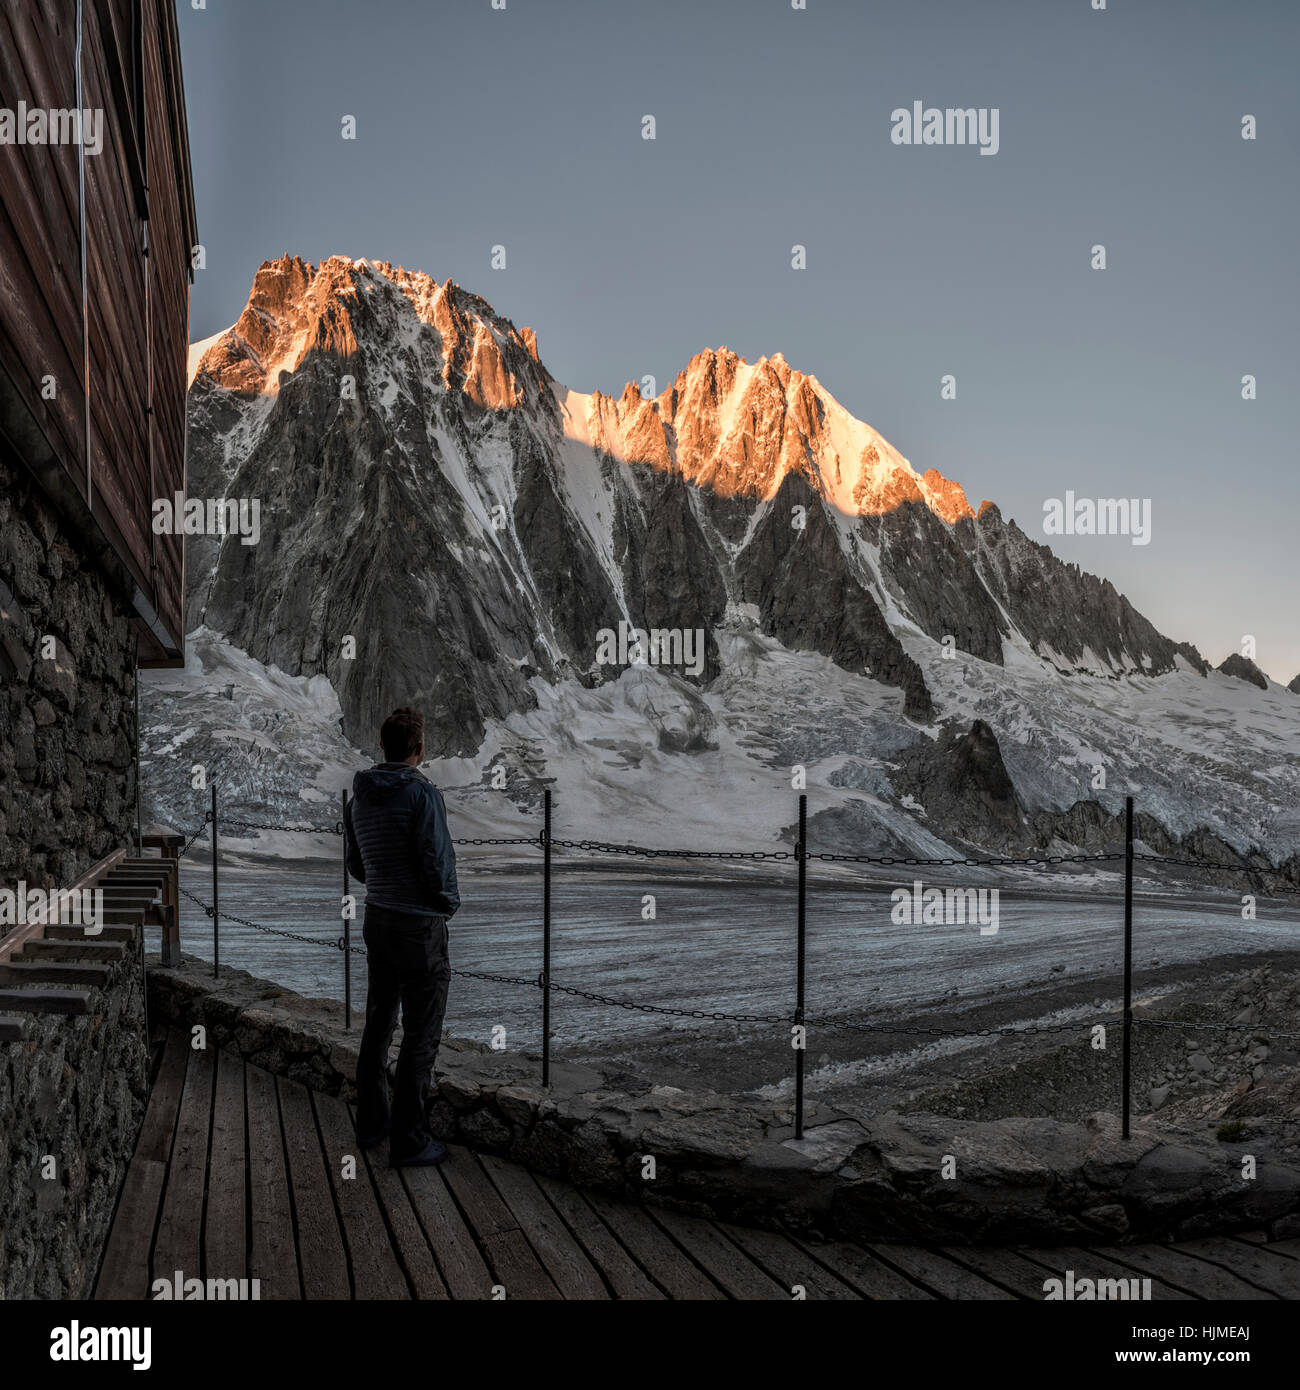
[192,257,979,529]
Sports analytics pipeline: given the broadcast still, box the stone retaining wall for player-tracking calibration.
[0,930,150,1299]
[148,954,1300,1246]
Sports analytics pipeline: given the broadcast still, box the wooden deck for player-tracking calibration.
[95,1029,1300,1301]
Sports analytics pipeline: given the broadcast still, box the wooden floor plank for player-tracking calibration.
[1099,1243,1277,1300]
[584,1191,726,1300]
[936,1246,1052,1300]
[244,1064,300,1300]
[94,1159,166,1300]
[277,1078,350,1299]
[480,1156,609,1300]
[437,1146,560,1299]
[533,1175,664,1300]
[362,1161,450,1299]
[1251,1237,1300,1262]
[1017,1246,1196,1302]
[203,1050,246,1284]
[313,1093,409,1300]
[481,1227,563,1301]
[134,1029,188,1163]
[437,1144,519,1238]
[719,1224,862,1300]
[865,1244,1018,1300]
[789,1235,934,1300]
[647,1207,789,1300]
[151,1045,215,1287]
[1170,1237,1300,1298]
[401,1163,496,1300]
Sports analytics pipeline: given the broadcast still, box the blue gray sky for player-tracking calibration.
[179,0,1300,680]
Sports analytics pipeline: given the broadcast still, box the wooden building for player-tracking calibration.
[0,0,196,665]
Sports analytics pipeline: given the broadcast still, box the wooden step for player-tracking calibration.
[103,875,167,890]
[0,987,93,1015]
[45,923,134,943]
[0,1015,25,1042]
[97,888,159,904]
[0,960,112,988]
[101,905,162,925]
[20,939,127,963]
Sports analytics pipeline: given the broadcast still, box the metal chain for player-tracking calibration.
[548,837,792,861]
[802,1011,1118,1037]
[221,817,344,836]
[1135,1017,1300,1041]
[164,887,1300,1041]
[1133,852,1300,893]
[812,850,1124,867]
[177,884,342,950]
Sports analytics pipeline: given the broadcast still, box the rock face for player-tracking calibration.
[895,719,1024,840]
[184,255,1197,755]
[1218,653,1269,690]
[165,255,1300,869]
[1289,673,1300,695]
[0,460,137,889]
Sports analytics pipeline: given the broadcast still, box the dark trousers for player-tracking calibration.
[356,904,451,1162]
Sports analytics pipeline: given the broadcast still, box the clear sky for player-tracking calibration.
[179,0,1300,681]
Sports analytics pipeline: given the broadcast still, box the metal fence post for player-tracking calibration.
[342,789,352,1031]
[1122,794,1134,1139]
[211,783,220,980]
[542,789,552,1087]
[795,792,807,1140]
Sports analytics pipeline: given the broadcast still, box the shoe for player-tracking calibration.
[390,1138,448,1168]
[357,1127,389,1148]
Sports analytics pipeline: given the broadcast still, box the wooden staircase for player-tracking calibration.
[0,849,178,1042]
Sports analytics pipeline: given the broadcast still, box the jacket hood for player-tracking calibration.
[352,763,426,806]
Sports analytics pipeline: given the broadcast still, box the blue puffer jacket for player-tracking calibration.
[343,763,460,919]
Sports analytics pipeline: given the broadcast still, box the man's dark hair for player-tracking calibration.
[380,706,425,762]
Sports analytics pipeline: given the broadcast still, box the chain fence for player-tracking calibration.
[158,800,1300,1044]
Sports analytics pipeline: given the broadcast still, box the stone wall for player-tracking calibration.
[0,928,151,1299]
[0,455,138,891]
[147,955,1300,1246]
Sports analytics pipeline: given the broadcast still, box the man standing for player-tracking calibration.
[344,706,459,1166]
